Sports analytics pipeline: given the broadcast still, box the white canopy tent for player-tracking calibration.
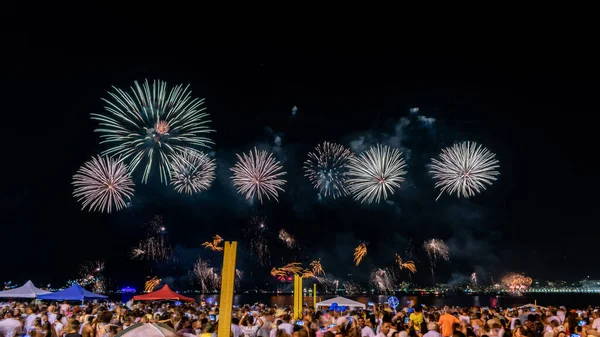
[316,296,366,309]
[0,280,51,298]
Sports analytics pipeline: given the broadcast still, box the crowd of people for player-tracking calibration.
[0,299,599,337]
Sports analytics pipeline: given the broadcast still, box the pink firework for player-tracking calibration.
[230,147,287,203]
[72,156,135,213]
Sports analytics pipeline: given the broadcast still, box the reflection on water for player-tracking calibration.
[186,294,600,308]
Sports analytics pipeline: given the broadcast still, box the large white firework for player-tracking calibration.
[430,141,499,200]
[72,156,135,213]
[170,150,216,194]
[304,141,354,198]
[347,144,407,203]
[92,79,213,184]
[230,147,287,203]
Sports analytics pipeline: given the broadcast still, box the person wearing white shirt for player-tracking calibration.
[592,311,600,332]
[0,313,23,337]
[231,317,243,337]
[25,307,40,332]
[423,323,443,337]
[376,321,392,337]
[278,314,294,335]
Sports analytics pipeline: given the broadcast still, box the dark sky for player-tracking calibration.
[3,26,599,290]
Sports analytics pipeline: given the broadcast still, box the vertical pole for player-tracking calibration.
[313,283,317,309]
[218,241,237,337]
[294,274,303,320]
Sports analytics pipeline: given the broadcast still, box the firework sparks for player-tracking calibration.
[353,243,367,266]
[369,268,396,294]
[343,281,361,295]
[304,141,354,198]
[301,269,315,278]
[315,277,339,294]
[230,147,287,203]
[430,141,500,200]
[202,235,224,251]
[501,273,532,293]
[271,262,303,278]
[471,272,477,285]
[72,155,135,213]
[423,239,450,283]
[144,276,160,292]
[170,150,216,194]
[92,79,214,184]
[78,260,107,293]
[395,254,417,274]
[245,214,270,266]
[193,258,220,293]
[278,229,295,249]
[130,216,173,262]
[348,144,407,203]
[310,259,325,276]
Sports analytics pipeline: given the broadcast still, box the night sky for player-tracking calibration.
[3,28,599,290]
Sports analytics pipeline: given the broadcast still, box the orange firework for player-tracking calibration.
[202,235,224,251]
[310,259,325,276]
[301,269,315,278]
[144,276,160,292]
[353,243,367,266]
[154,120,170,135]
[501,273,532,293]
[395,254,417,273]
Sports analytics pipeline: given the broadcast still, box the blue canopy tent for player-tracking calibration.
[37,284,107,303]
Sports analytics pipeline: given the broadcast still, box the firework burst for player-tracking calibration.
[310,259,325,276]
[78,260,107,293]
[304,141,354,198]
[278,229,295,249]
[369,268,396,294]
[348,144,407,203]
[343,281,361,295]
[202,235,224,252]
[423,238,450,283]
[501,273,532,294]
[144,276,160,292]
[430,141,500,200]
[91,79,214,184]
[395,254,417,274]
[230,147,287,203]
[353,243,367,266]
[170,150,216,194]
[72,155,135,213]
[193,258,220,293]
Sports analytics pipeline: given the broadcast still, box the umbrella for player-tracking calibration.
[114,323,177,337]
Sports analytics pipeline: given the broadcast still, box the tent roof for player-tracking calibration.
[132,285,194,302]
[114,323,177,337]
[37,284,107,301]
[0,280,52,298]
[316,296,366,309]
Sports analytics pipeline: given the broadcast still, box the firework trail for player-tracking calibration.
[395,254,417,274]
[202,235,224,252]
[423,239,450,283]
[72,155,135,214]
[278,229,295,249]
[170,150,216,194]
[301,269,315,278]
[91,79,213,184]
[144,276,160,292]
[230,147,287,203]
[353,243,367,266]
[245,214,271,266]
[271,262,303,278]
[130,216,173,262]
[310,259,325,276]
[304,141,354,198]
[370,268,396,294]
[348,144,407,203]
[343,281,361,295]
[430,141,500,200]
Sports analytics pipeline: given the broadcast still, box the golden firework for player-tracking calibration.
[310,259,325,276]
[301,268,315,278]
[202,234,224,251]
[395,254,417,273]
[353,243,367,266]
[144,276,160,292]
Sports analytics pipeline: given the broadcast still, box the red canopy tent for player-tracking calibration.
[132,285,194,302]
